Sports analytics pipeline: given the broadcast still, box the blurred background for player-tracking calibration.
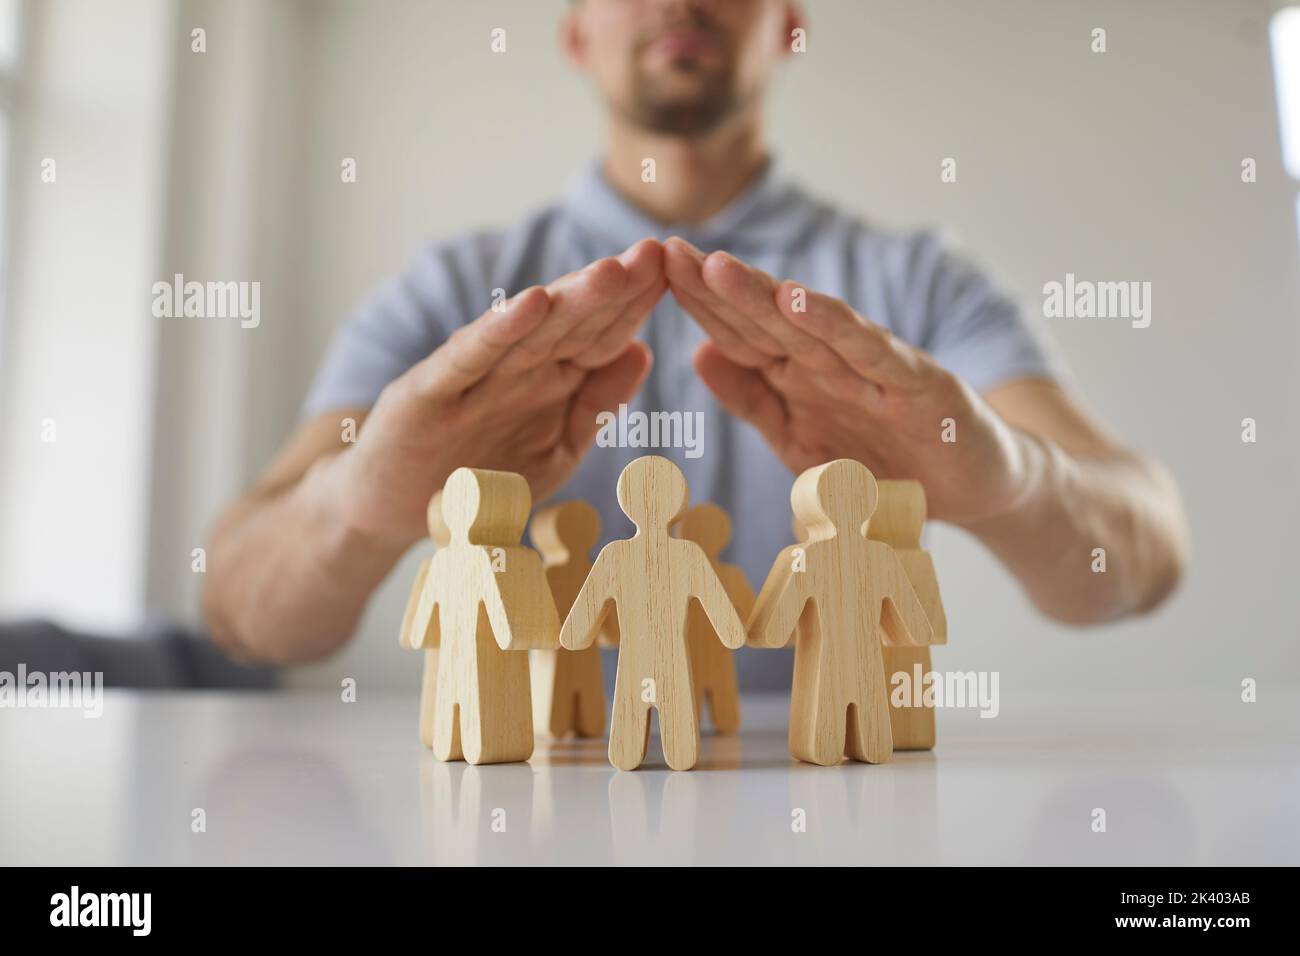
[0,0,1296,694]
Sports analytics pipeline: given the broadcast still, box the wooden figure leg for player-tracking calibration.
[689,628,741,735]
[687,630,707,727]
[609,669,651,772]
[533,647,604,739]
[530,649,565,738]
[471,655,534,766]
[459,692,486,766]
[659,692,701,772]
[885,645,936,751]
[418,649,439,749]
[660,713,700,771]
[787,615,829,764]
[432,697,463,763]
[572,646,606,738]
[788,691,811,762]
[658,652,702,771]
[795,692,847,767]
[705,656,740,736]
[845,683,894,765]
[838,625,893,764]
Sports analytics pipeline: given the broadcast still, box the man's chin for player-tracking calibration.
[632,91,736,136]
[638,108,730,136]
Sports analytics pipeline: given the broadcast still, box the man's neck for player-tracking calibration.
[602,112,769,226]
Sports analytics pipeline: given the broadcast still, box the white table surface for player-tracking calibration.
[1,688,1296,865]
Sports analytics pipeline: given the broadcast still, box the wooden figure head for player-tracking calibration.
[676,502,731,559]
[616,456,688,533]
[441,467,531,547]
[791,458,878,541]
[529,500,601,564]
[865,480,926,547]
[426,491,451,548]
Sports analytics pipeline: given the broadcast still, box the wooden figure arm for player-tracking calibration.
[690,558,746,650]
[559,551,614,651]
[747,550,804,649]
[400,558,441,650]
[881,551,935,648]
[397,559,430,648]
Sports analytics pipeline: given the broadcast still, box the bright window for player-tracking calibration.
[1272,8,1300,245]
[0,0,17,72]
[0,0,19,364]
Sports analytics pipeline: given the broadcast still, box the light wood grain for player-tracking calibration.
[560,456,745,771]
[398,492,451,749]
[404,468,559,765]
[529,501,606,739]
[674,503,754,734]
[867,480,948,752]
[748,459,935,766]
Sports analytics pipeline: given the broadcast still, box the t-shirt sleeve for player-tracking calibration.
[904,231,1069,393]
[301,237,491,418]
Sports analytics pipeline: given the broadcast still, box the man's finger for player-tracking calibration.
[775,280,920,387]
[412,285,551,399]
[574,272,666,369]
[618,236,665,287]
[498,256,630,373]
[664,238,786,359]
[554,238,664,363]
[663,241,772,367]
[700,250,855,376]
[671,285,772,369]
[508,238,665,372]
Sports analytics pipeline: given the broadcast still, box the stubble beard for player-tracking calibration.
[624,62,745,137]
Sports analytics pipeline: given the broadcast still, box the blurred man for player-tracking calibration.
[203,0,1187,687]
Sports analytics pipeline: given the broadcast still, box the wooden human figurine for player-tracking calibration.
[398,491,451,749]
[403,467,560,765]
[748,459,935,766]
[529,501,607,739]
[674,503,754,734]
[560,456,746,772]
[866,480,948,751]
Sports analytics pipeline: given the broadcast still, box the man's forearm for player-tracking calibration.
[202,455,412,664]
[956,433,1188,625]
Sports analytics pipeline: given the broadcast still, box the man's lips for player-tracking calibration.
[645,30,721,60]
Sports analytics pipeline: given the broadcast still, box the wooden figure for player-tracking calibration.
[866,480,948,751]
[674,503,754,734]
[403,468,560,765]
[528,501,607,739]
[399,491,451,749]
[748,459,935,766]
[560,456,746,772]
[786,515,810,651]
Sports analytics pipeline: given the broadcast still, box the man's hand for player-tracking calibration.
[663,237,1036,524]
[663,237,1187,624]
[204,239,666,663]
[334,238,666,545]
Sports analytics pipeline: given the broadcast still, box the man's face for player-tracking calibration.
[565,0,798,136]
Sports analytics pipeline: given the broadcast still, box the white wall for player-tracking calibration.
[145,0,316,619]
[0,0,172,630]
[5,1,1297,692]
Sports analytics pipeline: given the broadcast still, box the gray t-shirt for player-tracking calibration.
[305,159,1062,690]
